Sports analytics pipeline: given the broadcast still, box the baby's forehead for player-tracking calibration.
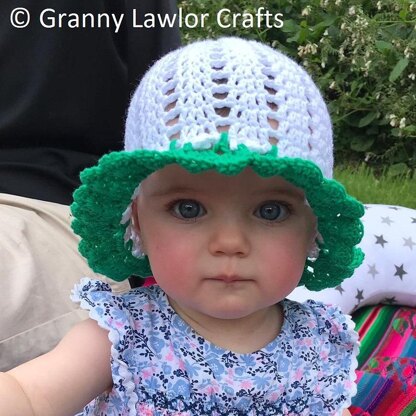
[139,164,305,200]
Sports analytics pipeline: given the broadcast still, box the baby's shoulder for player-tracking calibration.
[71,278,169,333]
[283,298,355,336]
[277,299,359,409]
[280,298,359,362]
[72,278,166,305]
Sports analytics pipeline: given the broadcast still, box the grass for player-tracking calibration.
[334,164,416,209]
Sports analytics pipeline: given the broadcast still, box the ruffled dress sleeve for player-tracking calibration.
[70,278,139,415]
[301,300,359,415]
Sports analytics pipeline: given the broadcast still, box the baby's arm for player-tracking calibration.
[0,318,112,416]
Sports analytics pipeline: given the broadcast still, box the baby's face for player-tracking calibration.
[133,165,316,321]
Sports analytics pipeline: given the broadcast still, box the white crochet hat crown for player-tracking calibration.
[72,37,364,289]
[125,37,333,178]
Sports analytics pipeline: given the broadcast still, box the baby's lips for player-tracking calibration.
[208,275,251,283]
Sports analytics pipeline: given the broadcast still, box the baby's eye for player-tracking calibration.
[171,200,206,219]
[255,201,289,221]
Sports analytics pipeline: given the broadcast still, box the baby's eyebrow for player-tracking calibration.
[146,185,200,198]
[252,187,305,200]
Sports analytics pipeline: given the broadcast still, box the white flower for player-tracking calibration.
[399,118,406,129]
[349,6,356,16]
[299,43,318,56]
[297,45,306,57]
[329,81,337,89]
[321,61,326,68]
[301,6,311,16]
[376,1,382,10]
[408,73,416,80]
[404,47,412,59]
[355,16,368,28]
[389,114,398,127]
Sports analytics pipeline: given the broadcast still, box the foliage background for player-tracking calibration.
[177,0,416,177]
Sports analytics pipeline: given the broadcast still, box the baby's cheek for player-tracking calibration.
[261,239,307,278]
[148,239,194,279]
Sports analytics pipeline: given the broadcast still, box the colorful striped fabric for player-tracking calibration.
[351,305,416,415]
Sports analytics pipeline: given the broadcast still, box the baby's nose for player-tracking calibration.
[208,220,251,257]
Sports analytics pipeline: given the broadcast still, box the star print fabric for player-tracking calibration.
[290,204,416,314]
[71,279,359,416]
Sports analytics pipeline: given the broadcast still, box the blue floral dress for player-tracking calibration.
[72,278,359,416]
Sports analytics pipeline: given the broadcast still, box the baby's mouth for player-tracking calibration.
[208,275,251,284]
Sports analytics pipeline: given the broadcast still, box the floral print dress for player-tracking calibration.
[72,279,358,416]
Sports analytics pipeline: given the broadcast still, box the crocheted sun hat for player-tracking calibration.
[71,37,364,291]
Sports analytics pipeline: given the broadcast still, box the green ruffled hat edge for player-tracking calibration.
[71,133,365,291]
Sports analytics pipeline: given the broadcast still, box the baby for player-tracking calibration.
[0,37,364,415]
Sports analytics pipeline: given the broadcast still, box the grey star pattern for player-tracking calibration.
[355,289,365,303]
[382,296,398,305]
[403,237,415,250]
[381,216,394,226]
[375,234,388,247]
[311,205,416,313]
[394,264,407,280]
[335,285,345,295]
[368,263,379,278]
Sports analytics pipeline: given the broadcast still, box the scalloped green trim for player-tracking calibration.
[71,132,364,291]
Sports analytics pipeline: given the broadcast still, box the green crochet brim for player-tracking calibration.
[71,133,365,291]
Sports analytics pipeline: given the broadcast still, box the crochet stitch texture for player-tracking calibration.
[125,37,333,179]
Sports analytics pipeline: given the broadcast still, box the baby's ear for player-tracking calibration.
[307,214,319,245]
[130,199,146,257]
[131,199,141,233]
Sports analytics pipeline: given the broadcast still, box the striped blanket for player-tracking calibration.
[350,305,416,415]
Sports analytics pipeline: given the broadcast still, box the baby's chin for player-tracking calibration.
[198,300,280,322]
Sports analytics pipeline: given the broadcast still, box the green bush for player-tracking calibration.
[178,0,416,174]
